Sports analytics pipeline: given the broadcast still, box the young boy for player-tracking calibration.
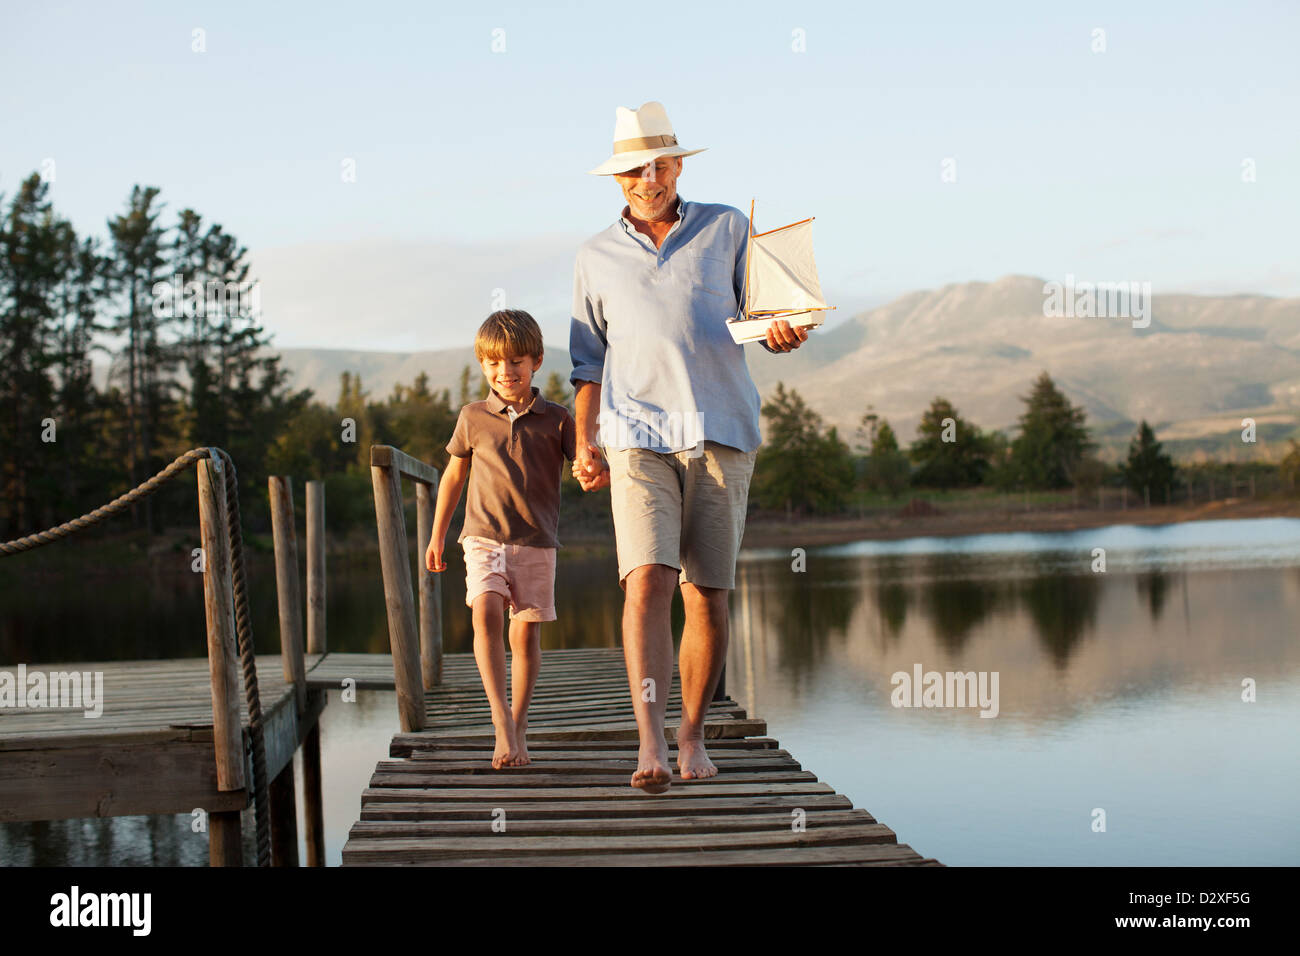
[425,310,576,768]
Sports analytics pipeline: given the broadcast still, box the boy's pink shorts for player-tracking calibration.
[462,535,557,622]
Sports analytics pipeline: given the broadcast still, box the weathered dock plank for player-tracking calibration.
[341,647,939,867]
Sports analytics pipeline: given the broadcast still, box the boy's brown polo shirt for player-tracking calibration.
[446,386,577,549]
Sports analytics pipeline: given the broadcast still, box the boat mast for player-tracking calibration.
[741,198,755,320]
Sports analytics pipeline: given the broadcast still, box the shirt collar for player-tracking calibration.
[486,384,542,416]
[619,196,686,242]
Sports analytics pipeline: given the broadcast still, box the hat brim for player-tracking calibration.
[588,146,707,176]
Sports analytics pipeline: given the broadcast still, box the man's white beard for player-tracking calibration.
[633,191,675,220]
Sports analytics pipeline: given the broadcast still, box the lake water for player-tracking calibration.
[2,517,1298,866]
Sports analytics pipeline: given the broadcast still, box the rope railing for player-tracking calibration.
[0,447,272,867]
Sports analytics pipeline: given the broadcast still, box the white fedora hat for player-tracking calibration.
[588,101,707,176]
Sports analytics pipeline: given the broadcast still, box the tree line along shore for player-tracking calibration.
[3,173,1297,549]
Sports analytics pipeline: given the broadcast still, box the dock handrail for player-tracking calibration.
[0,447,272,866]
[370,444,444,733]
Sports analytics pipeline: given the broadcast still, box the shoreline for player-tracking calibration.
[5,497,1296,576]
[732,497,1300,550]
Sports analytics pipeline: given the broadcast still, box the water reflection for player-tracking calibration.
[1018,573,1101,669]
[3,517,1299,865]
[1136,571,1169,621]
[730,520,1300,724]
[917,555,1009,654]
[729,559,862,681]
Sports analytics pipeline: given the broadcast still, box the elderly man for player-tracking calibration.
[570,102,808,793]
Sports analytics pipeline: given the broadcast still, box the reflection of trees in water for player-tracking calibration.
[734,559,863,683]
[1019,573,1101,669]
[869,555,910,647]
[875,581,910,644]
[907,553,1012,654]
[438,551,623,653]
[917,572,1007,655]
[0,811,213,866]
[0,563,231,664]
[1135,571,1169,622]
[546,553,624,650]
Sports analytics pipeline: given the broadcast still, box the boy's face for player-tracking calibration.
[479,351,542,402]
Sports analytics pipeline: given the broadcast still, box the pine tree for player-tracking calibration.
[1281,440,1300,496]
[754,382,855,514]
[1120,420,1176,503]
[457,364,473,407]
[337,371,373,471]
[908,397,992,488]
[866,419,910,497]
[0,175,64,533]
[1007,372,1093,489]
[50,230,109,522]
[106,185,174,530]
[543,371,571,411]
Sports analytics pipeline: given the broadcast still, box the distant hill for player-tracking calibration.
[123,276,1294,463]
[268,345,574,404]
[745,275,1300,460]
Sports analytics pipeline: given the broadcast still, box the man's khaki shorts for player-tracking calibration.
[604,440,758,591]
[462,535,557,622]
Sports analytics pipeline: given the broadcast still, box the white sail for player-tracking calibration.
[747,220,828,314]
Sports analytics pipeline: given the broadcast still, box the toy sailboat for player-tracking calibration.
[726,199,834,344]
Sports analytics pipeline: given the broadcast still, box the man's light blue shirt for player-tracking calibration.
[569,197,763,454]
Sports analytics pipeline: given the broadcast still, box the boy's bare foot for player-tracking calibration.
[492,723,519,769]
[512,718,530,766]
[676,736,718,780]
[632,737,672,794]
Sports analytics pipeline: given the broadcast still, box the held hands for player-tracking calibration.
[765,318,809,352]
[425,537,446,573]
[572,441,610,492]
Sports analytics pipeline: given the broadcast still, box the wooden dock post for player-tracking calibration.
[269,762,300,867]
[303,479,327,866]
[371,448,428,732]
[269,477,308,715]
[270,476,319,866]
[306,480,327,655]
[416,482,443,687]
[196,456,247,867]
[302,703,326,867]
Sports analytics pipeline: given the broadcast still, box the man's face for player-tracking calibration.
[614,156,682,222]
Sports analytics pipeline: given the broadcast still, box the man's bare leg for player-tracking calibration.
[470,592,519,769]
[508,618,541,766]
[677,581,729,780]
[622,564,678,793]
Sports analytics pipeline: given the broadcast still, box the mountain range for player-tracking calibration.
[96,276,1298,462]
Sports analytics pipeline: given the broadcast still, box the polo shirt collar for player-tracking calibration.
[486,384,542,416]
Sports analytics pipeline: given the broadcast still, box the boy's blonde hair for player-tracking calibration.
[475,310,545,362]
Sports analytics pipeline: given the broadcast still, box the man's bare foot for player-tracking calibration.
[677,736,718,780]
[512,719,530,766]
[491,723,519,769]
[632,738,672,794]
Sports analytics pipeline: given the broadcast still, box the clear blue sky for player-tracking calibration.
[3,1,1297,350]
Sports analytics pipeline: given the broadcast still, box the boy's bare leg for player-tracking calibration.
[471,592,519,769]
[677,582,729,780]
[507,618,541,766]
[622,564,678,793]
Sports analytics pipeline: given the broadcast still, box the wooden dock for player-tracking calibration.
[339,647,940,866]
[0,655,325,823]
[0,459,339,865]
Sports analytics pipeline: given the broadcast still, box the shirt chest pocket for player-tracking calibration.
[680,252,734,301]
